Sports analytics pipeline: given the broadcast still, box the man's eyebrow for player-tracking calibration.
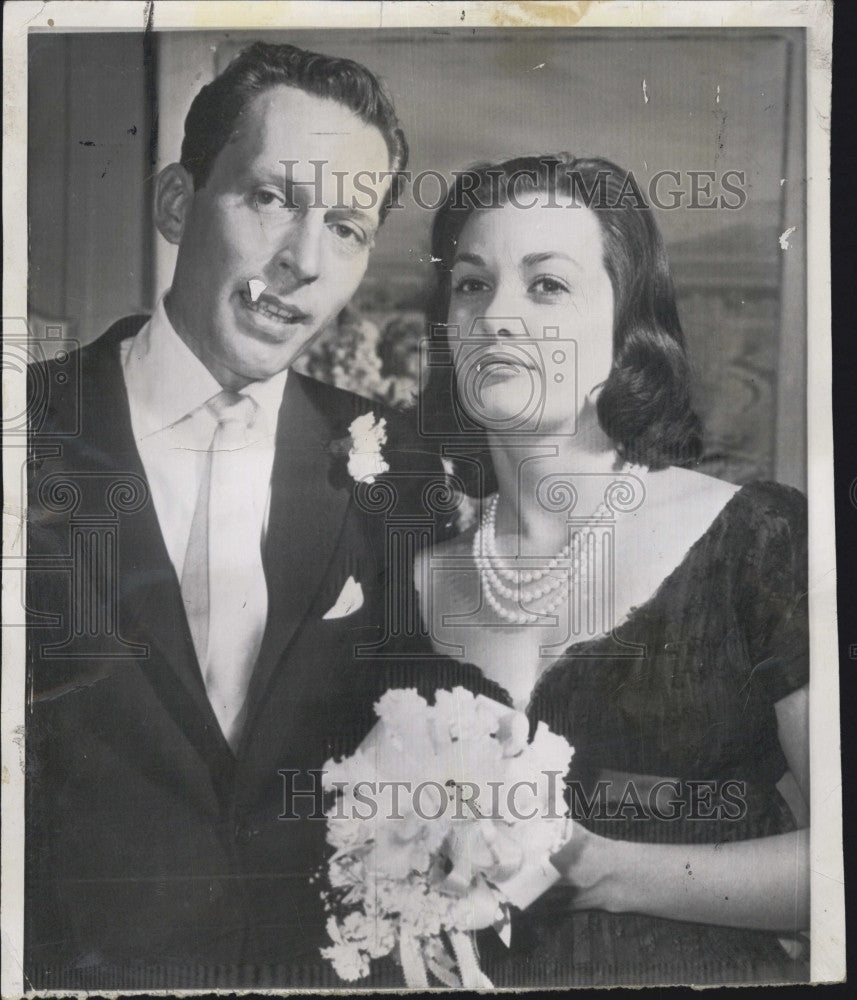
[328,206,379,230]
[280,176,310,204]
[242,171,310,204]
[452,252,486,267]
[246,165,294,186]
[521,251,583,270]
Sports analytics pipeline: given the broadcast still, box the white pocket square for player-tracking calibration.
[322,575,364,620]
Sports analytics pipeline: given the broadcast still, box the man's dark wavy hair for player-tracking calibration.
[179,41,408,220]
[423,154,703,492]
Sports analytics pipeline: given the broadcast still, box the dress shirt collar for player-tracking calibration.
[122,294,289,439]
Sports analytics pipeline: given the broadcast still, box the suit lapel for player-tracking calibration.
[64,333,367,776]
[241,373,355,731]
[72,324,229,747]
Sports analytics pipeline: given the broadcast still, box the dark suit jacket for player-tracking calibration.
[24,316,454,989]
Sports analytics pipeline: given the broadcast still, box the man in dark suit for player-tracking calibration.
[25,41,435,989]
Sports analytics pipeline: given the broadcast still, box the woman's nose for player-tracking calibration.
[467,284,530,340]
[470,314,530,342]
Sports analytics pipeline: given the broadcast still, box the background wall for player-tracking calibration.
[28,33,156,344]
[28,28,806,489]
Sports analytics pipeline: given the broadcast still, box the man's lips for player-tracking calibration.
[239,289,310,325]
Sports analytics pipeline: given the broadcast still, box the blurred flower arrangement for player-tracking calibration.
[292,305,389,399]
[376,311,427,409]
[293,306,425,410]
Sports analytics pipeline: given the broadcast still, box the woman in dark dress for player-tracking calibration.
[413,155,809,985]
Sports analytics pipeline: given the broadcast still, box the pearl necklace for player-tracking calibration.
[473,493,611,625]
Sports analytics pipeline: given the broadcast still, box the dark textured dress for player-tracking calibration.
[471,480,810,987]
[333,480,809,989]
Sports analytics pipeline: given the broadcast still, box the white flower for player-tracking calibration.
[346,413,389,484]
[320,939,370,981]
[374,687,427,724]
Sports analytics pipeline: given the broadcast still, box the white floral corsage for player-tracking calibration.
[344,412,390,485]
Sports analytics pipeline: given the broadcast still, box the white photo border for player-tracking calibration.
[2,2,840,995]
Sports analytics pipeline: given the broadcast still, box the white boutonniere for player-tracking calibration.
[345,413,390,485]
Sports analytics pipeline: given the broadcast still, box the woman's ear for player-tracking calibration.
[586,379,607,403]
[154,163,194,245]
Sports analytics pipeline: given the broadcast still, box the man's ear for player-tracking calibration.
[154,163,194,245]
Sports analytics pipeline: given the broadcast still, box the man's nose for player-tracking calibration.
[275,214,322,288]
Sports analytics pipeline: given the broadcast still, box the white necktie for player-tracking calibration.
[181,390,268,750]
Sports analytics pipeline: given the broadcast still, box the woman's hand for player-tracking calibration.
[451,878,505,932]
[549,821,616,911]
[451,825,615,930]
[551,820,809,931]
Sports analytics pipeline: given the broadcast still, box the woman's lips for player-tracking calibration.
[239,289,310,326]
[474,353,539,377]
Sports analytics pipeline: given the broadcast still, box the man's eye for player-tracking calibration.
[253,189,286,211]
[452,277,489,295]
[329,221,370,247]
[530,275,570,296]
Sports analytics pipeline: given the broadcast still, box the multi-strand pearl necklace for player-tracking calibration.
[472,493,611,625]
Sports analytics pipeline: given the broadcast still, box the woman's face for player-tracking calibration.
[448,193,614,436]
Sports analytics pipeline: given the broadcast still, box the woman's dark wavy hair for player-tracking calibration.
[423,154,703,492]
[180,41,408,220]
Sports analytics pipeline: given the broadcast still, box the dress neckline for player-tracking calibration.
[524,481,755,711]
[421,481,766,714]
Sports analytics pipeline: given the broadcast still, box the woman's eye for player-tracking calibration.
[452,277,489,295]
[253,189,286,211]
[530,276,570,296]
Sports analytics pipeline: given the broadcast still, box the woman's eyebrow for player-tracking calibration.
[452,252,486,267]
[521,251,583,270]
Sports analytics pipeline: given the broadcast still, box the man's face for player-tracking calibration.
[165,86,392,388]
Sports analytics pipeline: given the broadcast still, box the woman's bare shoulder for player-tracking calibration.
[624,466,743,557]
[644,465,741,515]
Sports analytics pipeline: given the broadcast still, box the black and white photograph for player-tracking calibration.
[1,0,843,993]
